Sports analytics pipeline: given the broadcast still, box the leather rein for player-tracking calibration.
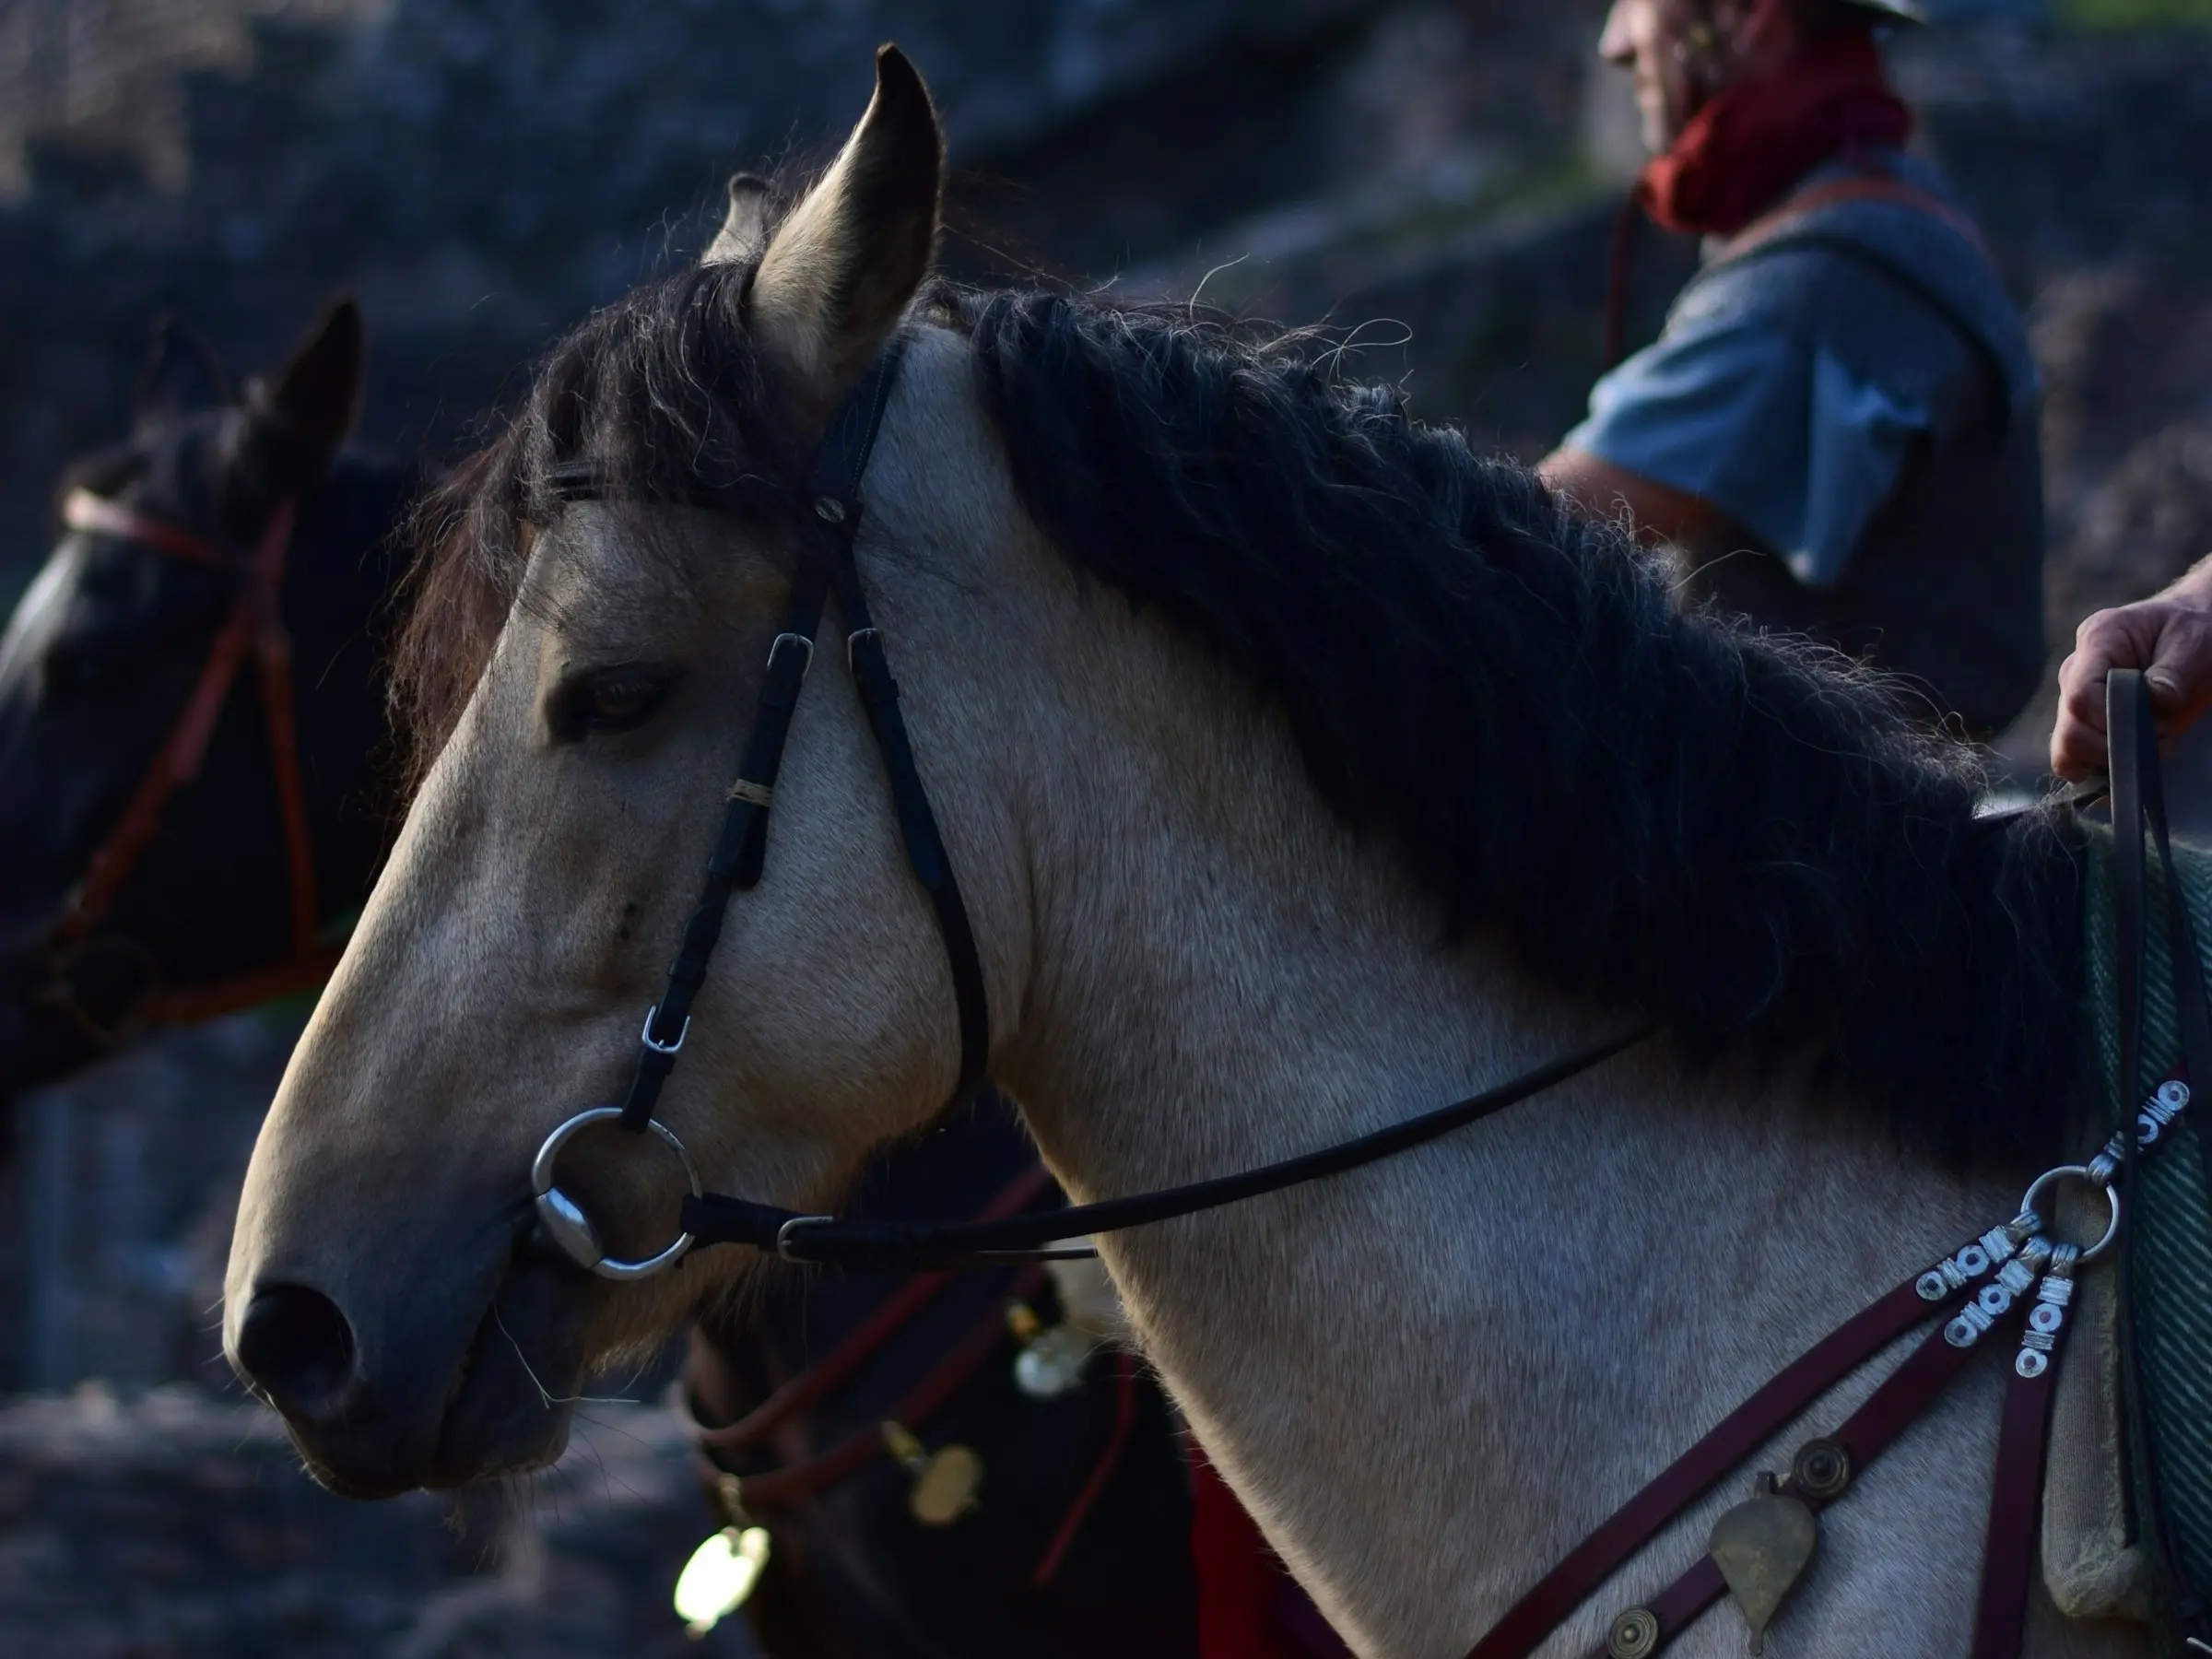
[40,486,334,1037]
[524,343,2187,1658]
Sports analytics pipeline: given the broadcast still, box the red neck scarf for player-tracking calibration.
[1638,29,1912,238]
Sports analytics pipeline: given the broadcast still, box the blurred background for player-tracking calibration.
[1,0,2209,1653]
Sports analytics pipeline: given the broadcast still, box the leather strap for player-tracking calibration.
[681,1025,1654,1270]
[692,1161,1055,1455]
[1969,1288,2070,1659]
[615,346,924,1135]
[708,1263,1048,1511]
[1468,1258,1983,1658]
[830,550,992,1107]
[1571,1314,2001,1659]
[60,487,229,566]
[48,490,332,1027]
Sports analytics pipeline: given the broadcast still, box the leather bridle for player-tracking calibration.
[528,338,1651,1282]
[36,486,334,1037]
[525,341,2187,1659]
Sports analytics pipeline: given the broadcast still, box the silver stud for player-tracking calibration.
[815,496,847,524]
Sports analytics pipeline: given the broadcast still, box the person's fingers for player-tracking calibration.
[2142,606,2212,735]
[2056,639,2115,735]
[2050,600,2212,778]
[2052,718,2111,782]
[2050,621,2125,777]
[2050,606,2154,778]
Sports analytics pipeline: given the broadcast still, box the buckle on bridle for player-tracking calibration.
[641,1004,691,1057]
[775,1214,836,1264]
[768,632,815,676]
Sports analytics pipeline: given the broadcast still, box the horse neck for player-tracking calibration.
[956,495,2019,1656]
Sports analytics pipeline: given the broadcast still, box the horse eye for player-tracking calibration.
[550,665,680,741]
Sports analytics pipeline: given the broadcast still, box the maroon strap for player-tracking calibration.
[692,1162,1055,1455]
[1969,1299,2069,1659]
[61,488,228,566]
[712,1263,1048,1509]
[1030,1350,1142,1588]
[1468,1250,1984,1659]
[50,491,334,1026]
[1573,1314,1998,1658]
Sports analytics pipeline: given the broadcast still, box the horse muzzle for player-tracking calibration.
[226,1212,586,1497]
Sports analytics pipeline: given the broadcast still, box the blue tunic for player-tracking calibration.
[1562,151,2047,733]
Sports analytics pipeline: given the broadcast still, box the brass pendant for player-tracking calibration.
[1707,1475,1818,1654]
[882,1420,983,1526]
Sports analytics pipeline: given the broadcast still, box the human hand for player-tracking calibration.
[2052,590,2212,781]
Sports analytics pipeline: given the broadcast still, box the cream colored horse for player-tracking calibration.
[225,49,2142,1659]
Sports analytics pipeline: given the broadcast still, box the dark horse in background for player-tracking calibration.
[0,299,1332,1659]
[0,298,412,1095]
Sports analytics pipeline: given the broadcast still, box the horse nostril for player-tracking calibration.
[234,1283,359,1419]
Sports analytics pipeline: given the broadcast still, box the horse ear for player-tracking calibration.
[748,45,942,407]
[246,296,365,484]
[704,173,775,265]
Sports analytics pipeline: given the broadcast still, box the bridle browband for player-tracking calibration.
[40,485,334,1035]
[524,341,2169,1659]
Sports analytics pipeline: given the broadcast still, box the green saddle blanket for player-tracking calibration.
[2086,824,2212,1614]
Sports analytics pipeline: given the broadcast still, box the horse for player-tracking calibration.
[0,298,416,1099]
[223,48,2141,1658]
[0,300,1299,1657]
[686,1090,1218,1659]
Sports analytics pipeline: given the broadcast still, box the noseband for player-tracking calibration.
[39,487,333,1035]
[525,345,2178,1659]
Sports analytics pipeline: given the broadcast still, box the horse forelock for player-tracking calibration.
[388,257,815,797]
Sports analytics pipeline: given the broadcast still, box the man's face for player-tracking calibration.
[1599,0,1728,154]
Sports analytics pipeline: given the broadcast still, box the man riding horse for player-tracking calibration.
[1540,0,2045,740]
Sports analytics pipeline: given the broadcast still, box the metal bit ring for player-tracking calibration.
[532,1106,702,1281]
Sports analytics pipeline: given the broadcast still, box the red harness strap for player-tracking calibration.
[1569,1310,1995,1659]
[715,1260,1051,1510]
[48,487,336,1028]
[1969,1265,2075,1659]
[692,1162,1056,1464]
[1467,1251,1986,1659]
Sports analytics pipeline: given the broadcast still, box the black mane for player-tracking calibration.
[964,291,2087,1165]
[409,267,2088,1166]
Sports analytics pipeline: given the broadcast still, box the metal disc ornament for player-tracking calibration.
[673,1524,771,1636]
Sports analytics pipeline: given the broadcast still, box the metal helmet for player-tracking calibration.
[1843,0,1930,21]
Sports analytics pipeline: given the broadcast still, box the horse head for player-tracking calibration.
[0,298,409,1098]
[221,47,1044,1496]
